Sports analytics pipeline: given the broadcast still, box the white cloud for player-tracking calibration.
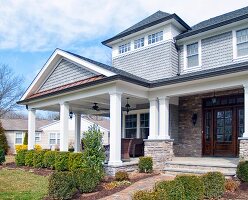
[0,0,247,53]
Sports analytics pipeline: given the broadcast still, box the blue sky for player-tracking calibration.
[0,0,248,88]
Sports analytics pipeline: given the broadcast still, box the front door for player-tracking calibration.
[203,94,244,157]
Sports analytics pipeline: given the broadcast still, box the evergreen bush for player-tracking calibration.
[0,123,8,154]
[138,157,153,173]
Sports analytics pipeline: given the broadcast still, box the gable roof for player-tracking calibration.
[102,11,190,46]
[1,118,52,131]
[177,6,248,40]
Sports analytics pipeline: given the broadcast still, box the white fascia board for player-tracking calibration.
[20,49,116,101]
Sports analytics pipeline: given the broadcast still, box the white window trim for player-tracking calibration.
[35,132,41,142]
[49,132,60,146]
[15,132,24,145]
[232,28,248,62]
[183,40,202,71]
[122,109,149,139]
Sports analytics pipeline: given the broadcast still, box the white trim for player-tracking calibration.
[15,132,24,145]
[49,132,60,146]
[35,132,41,143]
[232,27,248,62]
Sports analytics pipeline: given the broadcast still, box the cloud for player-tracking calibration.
[0,0,247,53]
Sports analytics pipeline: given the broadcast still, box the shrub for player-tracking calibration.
[68,152,83,171]
[43,151,56,169]
[0,148,5,164]
[23,132,28,145]
[115,171,129,181]
[55,151,70,171]
[48,171,77,200]
[34,144,42,151]
[175,174,204,200]
[103,180,131,190]
[202,172,225,199]
[0,122,8,154]
[237,161,248,182]
[138,157,153,173]
[15,144,28,153]
[225,179,239,192]
[15,149,27,166]
[73,168,101,193]
[25,150,35,166]
[155,179,185,200]
[33,150,46,168]
[81,125,105,177]
[132,190,157,200]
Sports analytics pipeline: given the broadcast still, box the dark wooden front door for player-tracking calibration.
[203,94,244,157]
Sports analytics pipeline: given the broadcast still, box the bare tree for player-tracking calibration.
[0,64,24,117]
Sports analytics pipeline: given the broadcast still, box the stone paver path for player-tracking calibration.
[100,174,174,200]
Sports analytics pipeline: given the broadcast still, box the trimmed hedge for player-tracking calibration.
[132,190,157,200]
[237,161,248,182]
[48,171,77,200]
[202,172,225,199]
[155,179,185,200]
[0,148,5,164]
[15,149,27,166]
[115,171,129,181]
[55,151,70,171]
[68,152,83,171]
[175,175,204,200]
[138,157,153,173]
[33,150,46,168]
[73,168,101,193]
[43,151,56,169]
[25,150,35,166]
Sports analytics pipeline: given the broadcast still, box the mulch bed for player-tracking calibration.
[222,182,248,199]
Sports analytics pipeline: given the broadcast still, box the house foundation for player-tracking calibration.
[239,138,248,160]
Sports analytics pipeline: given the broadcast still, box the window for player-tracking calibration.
[148,31,163,44]
[49,133,60,145]
[119,43,131,54]
[236,28,248,57]
[125,114,137,138]
[15,132,23,144]
[134,38,144,49]
[35,132,41,142]
[187,42,199,67]
[140,113,149,139]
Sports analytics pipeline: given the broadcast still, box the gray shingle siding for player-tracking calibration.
[39,59,98,92]
[113,41,178,81]
[179,31,234,74]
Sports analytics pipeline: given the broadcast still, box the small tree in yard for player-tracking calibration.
[82,124,105,177]
[0,122,8,154]
[23,132,28,145]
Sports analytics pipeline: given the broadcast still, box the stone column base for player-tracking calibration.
[239,137,248,160]
[144,139,174,171]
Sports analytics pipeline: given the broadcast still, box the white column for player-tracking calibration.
[60,102,69,151]
[243,84,248,138]
[74,113,81,152]
[137,114,141,138]
[28,108,36,150]
[109,92,122,165]
[148,98,159,139]
[158,97,170,139]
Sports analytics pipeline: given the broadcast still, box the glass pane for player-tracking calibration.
[50,139,56,145]
[238,108,244,137]
[141,128,149,139]
[125,114,137,128]
[205,111,211,142]
[15,138,22,144]
[237,42,248,57]
[125,129,137,138]
[188,55,199,67]
[225,126,232,141]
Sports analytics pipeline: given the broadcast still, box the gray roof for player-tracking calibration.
[102,11,190,46]
[1,118,52,131]
[177,6,248,40]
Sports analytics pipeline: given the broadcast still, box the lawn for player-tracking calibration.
[0,169,49,200]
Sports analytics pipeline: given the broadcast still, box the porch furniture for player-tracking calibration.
[130,138,144,157]
[121,138,132,161]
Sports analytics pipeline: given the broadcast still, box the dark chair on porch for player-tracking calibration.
[130,138,144,157]
[121,138,132,161]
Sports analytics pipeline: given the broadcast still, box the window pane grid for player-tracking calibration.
[237,28,248,57]
[187,42,199,67]
[134,38,144,49]
[148,31,163,44]
[119,43,131,54]
[15,132,23,144]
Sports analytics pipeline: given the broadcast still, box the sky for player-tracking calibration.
[0,0,248,88]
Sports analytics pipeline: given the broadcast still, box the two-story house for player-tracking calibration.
[18,6,248,175]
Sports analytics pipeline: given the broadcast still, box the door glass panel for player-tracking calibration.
[205,111,211,142]
[215,110,232,142]
[238,108,244,137]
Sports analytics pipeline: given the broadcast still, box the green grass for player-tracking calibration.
[0,169,49,200]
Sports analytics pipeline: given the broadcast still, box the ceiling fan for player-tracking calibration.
[92,103,109,111]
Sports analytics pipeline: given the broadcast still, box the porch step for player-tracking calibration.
[163,159,237,177]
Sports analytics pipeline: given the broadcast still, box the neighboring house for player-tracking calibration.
[17,6,248,174]
[1,117,109,153]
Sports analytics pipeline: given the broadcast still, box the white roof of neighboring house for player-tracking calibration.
[1,118,52,132]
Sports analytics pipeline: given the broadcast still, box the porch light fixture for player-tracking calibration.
[125,97,131,114]
[192,113,197,126]
[212,91,217,105]
[69,111,73,119]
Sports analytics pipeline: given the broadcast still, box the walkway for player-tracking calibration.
[100,174,174,200]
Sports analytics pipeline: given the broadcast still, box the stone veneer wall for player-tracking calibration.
[144,139,174,170]
[239,139,248,160]
[175,88,244,157]
[104,163,139,176]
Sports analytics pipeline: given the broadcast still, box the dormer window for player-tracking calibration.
[119,43,131,54]
[236,28,248,57]
[187,42,199,68]
[148,31,163,45]
[134,38,144,49]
